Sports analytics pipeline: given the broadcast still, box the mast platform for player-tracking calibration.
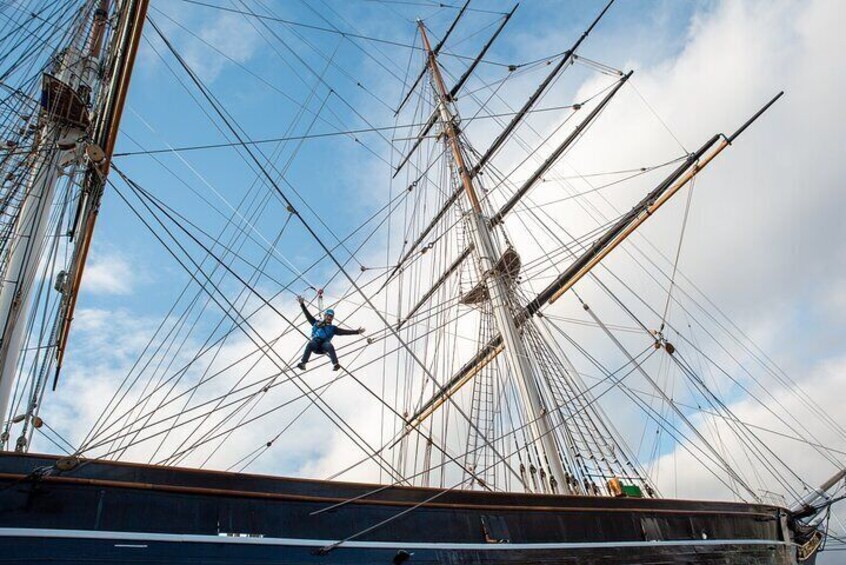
[40,75,90,129]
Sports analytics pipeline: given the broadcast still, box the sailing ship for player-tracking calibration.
[0,0,842,563]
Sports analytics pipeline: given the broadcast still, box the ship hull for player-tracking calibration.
[0,452,800,564]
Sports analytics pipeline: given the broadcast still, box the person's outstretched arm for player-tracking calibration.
[297,296,317,325]
[334,326,365,336]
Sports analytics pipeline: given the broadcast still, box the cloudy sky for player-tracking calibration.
[17,0,846,554]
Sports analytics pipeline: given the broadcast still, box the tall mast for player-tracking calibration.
[53,0,150,384]
[418,21,567,492]
[0,3,105,438]
[0,0,150,449]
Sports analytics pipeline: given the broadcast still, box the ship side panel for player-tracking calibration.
[0,453,795,564]
[0,476,783,544]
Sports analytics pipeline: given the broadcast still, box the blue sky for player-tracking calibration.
[85,0,707,316]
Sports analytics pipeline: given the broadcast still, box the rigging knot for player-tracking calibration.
[649,329,676,355]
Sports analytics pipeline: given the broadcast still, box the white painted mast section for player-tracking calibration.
[0,43,95,446]
[418,22,567,492]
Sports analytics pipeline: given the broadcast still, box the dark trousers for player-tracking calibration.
[301,339,338,365]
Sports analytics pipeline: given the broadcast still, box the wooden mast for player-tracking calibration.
[53,0,151,385]
[0,0,132,441]
[419,21,568,492]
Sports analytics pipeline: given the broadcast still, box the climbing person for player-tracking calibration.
[296,295,364,371]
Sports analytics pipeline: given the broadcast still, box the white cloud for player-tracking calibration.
[82,253,134,295]
[183,12,262,83]
[650,354,846,502]
[138,4,262,84]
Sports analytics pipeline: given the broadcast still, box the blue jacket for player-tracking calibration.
[300,302,361,342]
[311,322,337,341]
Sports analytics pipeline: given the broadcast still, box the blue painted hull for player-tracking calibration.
[0,453,803,564]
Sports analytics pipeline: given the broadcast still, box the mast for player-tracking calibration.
[0,3,107,439]
[0,0,150,449]
[54,0,150,386]
[418,21,567,492]
[389,1,612,280]
[395,69,630,329]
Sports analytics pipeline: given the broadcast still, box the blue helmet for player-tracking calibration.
[324,309,335,317]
